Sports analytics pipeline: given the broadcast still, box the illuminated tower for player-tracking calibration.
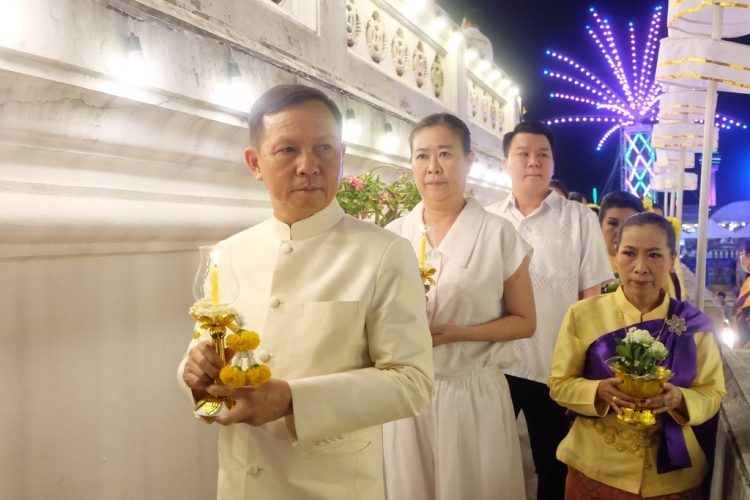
[620,125,656,200]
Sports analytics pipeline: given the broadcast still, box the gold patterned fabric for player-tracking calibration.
[566,467,703,499]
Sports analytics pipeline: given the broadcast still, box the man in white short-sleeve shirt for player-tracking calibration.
[486,121,612,500]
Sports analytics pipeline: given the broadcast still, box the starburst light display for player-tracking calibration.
[543,5,747,152]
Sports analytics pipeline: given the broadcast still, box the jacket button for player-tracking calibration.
[269,297,280,308]
[280,243,292,254]
[257,350,271,362]
[247,465,260,476]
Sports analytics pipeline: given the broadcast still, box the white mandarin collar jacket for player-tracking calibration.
[179,200,433,500]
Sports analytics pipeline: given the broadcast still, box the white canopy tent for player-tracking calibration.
[711,201,750,224]
[656,0,750,309]
[681,219,735,240]
[711,201,750,238]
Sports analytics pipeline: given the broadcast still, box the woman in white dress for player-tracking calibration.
[383,113,536,500]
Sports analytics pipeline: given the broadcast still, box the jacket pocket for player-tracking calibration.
[302,433,372,459]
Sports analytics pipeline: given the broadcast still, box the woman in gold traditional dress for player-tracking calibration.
[549,212,725,499]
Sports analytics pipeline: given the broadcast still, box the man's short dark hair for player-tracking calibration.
[568,191,586,203]
[503,121,556,157]
[549,179,569,198]
[248,84,343,147]
[717,291,726,298]
[598,191,645,223]
[463,9,482,27]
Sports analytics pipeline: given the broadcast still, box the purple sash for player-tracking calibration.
[582,299,715,473]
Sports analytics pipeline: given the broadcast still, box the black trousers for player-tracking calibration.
[507,374,569,500]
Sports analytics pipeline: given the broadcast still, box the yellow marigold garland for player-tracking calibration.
[190,306,271,389]
[220,365,247,388]
[225,330,260,351]
[246,364,272,387]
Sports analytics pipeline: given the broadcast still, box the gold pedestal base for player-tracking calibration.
[194,397,234,422]
[617,407,657,428]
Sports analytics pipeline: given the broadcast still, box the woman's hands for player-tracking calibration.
[596,378,638,414]
[596,379,686,416]
[430,323,466,347]
[642,383,686,415]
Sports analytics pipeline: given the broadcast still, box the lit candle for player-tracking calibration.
[210,248,220,306]
[419,226,427,267]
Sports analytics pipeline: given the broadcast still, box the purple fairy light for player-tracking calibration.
[543,5,746,151]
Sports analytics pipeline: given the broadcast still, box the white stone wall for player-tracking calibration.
[0,1,518,498]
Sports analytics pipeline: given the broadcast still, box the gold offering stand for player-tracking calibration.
[420,265,436,294]
[189,300,242,420]
[418,226,436,294]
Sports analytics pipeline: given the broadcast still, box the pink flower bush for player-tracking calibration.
[346,175,365,191]
[336,170,421,227]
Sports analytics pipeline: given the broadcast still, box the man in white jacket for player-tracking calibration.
[178,84,434,500]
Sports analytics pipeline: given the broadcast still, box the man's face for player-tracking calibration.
[244,100,344,225]
[503,133,554,197]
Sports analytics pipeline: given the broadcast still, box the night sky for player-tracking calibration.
[438,0,750,209]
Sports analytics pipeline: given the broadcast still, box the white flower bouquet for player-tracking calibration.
[611,327,669,377]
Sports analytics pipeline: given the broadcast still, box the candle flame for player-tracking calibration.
[210,246,221,266]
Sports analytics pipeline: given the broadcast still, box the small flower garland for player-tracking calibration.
[190,302,272,389]
[219,330,272,388]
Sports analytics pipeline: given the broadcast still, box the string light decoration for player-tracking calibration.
[542,5,747,151]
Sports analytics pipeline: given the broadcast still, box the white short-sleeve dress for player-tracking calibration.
[383,198,531,500]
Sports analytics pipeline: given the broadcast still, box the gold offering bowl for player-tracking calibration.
[612,365,672,428]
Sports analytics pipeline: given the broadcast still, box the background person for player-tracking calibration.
[178,84,433,500]
[549,212,725,499]
[461,8,494,61]
[486,121,613,500]
[735,239,750,346]
[549,178,569,199]
[598,191,644,293]
[383,113,535,500]
[568,191,588,204]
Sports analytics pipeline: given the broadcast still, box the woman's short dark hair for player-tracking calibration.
[502,121,555,157]
[248,84,342,147]
[616,212,677,256]
[742,239,750,255]
[598,191,645,223]
[409,113,472,157]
